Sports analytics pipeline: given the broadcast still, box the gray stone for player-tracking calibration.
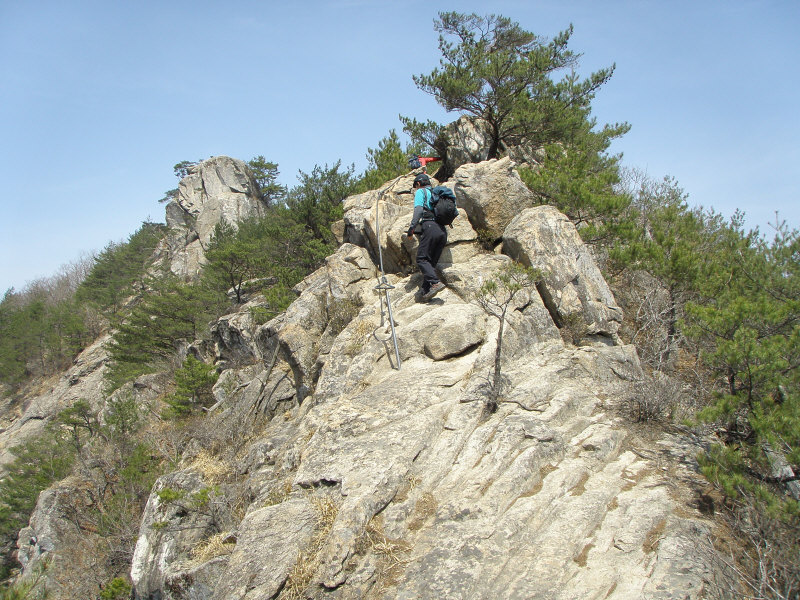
[155,156,267,280]
[453,157,537,240]
[211,499,316,600]
[504,205,624,341]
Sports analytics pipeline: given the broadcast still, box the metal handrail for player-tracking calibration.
[373,177,403,370]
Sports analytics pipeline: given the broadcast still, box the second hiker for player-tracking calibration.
[406,173,447,301]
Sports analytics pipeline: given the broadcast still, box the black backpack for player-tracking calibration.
[425,186,459,227]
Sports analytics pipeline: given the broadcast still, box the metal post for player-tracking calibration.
[374,179,402,370]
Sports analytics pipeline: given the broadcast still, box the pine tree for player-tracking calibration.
[163,355,219,417]
[286,162,358,242]
[247,156,287,207]
[518,121,631,246]
[76,221,167,317]
[356,130,423,193]
[686,217,800,514]
[105,274,226,391]
[402,12,622,159]
[475,262,541,411]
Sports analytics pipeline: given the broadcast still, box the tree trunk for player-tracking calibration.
[491,311,505,411]
[664,290,679,370]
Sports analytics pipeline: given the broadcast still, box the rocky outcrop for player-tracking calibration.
[5,148,724,599]
[504,205,624,341]
[437,116,496,178]
[128,159,720,599]
[157,156,266,280]
[0,334,111,471]
[452,157,537,240]
[437,116,544,180]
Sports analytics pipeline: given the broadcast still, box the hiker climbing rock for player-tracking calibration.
[407,173,447,301]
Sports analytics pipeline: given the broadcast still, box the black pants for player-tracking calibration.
[416,220,447,292]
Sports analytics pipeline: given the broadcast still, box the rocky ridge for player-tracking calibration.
[14,156,723,599]
[133,158,718,598]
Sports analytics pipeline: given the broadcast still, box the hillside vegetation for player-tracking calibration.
[1,11,797,599]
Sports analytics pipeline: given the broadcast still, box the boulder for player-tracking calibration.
[503,205,623,342]
[437,116,544,179]
[453,157,537,240]
[210,298,267,367]
[438,116,496,177]
[209,499,316,600]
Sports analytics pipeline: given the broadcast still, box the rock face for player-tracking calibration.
[0,334,111,471]
[158,156,266,280]
[437,116,544,180]
[127,159,720,599]
[504,205,624,341]
[452,157,537,240]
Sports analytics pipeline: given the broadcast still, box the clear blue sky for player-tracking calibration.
[1,0,798,293]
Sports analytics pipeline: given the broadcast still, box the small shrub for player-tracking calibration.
[344,318,375,357]
[249,305,273,325]
[558,312,588,346]
[327,297,364,336]
[99,577,132,600]
[0,560,48,599]
[624,375,683,424]
[157,487,186,504]
[476,228,498,251]
[162,355,219,418]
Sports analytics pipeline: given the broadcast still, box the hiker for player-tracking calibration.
[406,173,447,301]
[407,155,441,172]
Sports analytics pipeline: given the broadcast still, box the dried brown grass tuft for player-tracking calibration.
[363,518,413,590]
[407,492,437,532]
[191,532,235,563]
[281,495,339,600]
[642,517,667,554]
[190,449,231,484]
[573,542,595,567]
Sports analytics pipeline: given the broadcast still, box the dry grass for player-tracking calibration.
[190,449,231,485]
[366,520,413,587]
[642,517,667,554]
[619,463,655,492]
[573,542,595,567]
[190,532,235,563]
[569,472,590,497]
[263,478,293,507]
[280,495,339,600]
[394,473,422,503]
[521,463,558,498]
[344,318,376,356]
[407,492,437,532]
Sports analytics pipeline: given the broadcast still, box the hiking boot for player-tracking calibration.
[422,281,445,301]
